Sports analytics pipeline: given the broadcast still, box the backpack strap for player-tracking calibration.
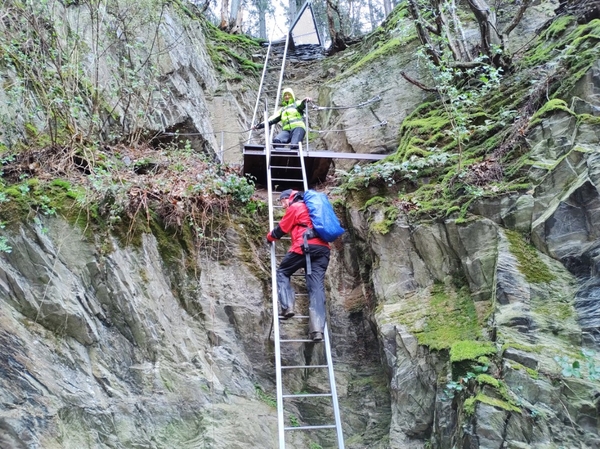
[297,224,314,275]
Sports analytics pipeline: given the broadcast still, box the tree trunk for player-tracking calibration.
[383,0,392,15]
[219,0,230,30]
[230,0,244,33]
[368,0,376,31]
[406,0,440,65]
[465,0,499,57]
[288,0,297,26]
[326,0,347,54]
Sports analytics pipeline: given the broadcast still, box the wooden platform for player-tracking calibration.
[243,144,387,189]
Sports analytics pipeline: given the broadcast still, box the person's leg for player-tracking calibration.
[289,127,306,145]
[273,130,291,144]
[276,252,305,317]
[305,246,330,338]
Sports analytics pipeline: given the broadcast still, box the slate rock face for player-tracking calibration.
[349,59,600,447]
[1,2,600,449]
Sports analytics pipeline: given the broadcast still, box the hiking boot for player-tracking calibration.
[279,307,295,320]
[284,306,295,319]
[311,332,323,342]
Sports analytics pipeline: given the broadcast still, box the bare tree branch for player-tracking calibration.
[400,71,438,92]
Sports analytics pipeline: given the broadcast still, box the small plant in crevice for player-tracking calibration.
[0,221,11,254]
[289,415,300,427]
[255,384,276,408]
[338,150,451,191]
[555,349,600,381]
[442,371,477,401]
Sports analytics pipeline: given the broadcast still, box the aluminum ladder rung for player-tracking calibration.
[281,364,328,369]
[283,393,332,398]
[270,165,303,170]
[271,177,303,182]
[280,338,318,343]
[285,425,337,431]
[271,149,300,154]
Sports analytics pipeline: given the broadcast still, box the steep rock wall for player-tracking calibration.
[1,2,600,449]
[348,61,600,447]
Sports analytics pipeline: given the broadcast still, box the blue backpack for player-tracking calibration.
[303,190,345,242]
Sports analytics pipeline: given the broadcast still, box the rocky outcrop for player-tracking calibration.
[350,59,600,447]
[0,0,258,163]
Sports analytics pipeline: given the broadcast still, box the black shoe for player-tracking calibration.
[279,307,295,320]
[284,306,295,319]
[311,332,323,342]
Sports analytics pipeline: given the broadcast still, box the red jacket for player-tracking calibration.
[268,194,329,254]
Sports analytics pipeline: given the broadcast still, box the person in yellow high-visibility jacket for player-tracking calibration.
[253,88,311,148]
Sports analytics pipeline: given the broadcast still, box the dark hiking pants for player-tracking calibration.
[276,245,330,334]
[273,127,306,145]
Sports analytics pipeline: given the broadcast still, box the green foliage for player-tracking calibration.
[255,385,276,408]
[339,150,451,191]
[191,169,255,203]
[289,415,300,427]
[443,371,476,400]
[476,373,500,389]
[463,396,476,416]
[417,285,481,350]
[554,349,600,381]
[341,15,598,223]
[360,196,400,235]
[340,3,413,73]
[416,49,504,171]
[0,220,12,253]
[309,443,323,449]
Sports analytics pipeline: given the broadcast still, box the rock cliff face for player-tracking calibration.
[1,1,600,449]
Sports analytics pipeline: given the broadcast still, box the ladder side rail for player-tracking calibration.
[298,142,309,192]
[273,31,291,115]
[248,39,273,143]
[305,103,309,151]
[324,322,345,448]
[265,117,286,449]
[267,31,292,149]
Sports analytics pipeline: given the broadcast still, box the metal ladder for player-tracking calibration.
[264,123,345,449]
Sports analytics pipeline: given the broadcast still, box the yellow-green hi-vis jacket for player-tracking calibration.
[266,88,307,131]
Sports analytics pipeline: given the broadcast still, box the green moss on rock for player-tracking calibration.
[450,340,496,363]
[476,373,500,389]
[474,393,521,413]
[505,230,556,284]
[393,284,490,350]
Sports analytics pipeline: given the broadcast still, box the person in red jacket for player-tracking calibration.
[266,189,330,341]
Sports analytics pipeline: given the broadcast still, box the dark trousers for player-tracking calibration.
[276,245,330,334]
[273,127,306,145]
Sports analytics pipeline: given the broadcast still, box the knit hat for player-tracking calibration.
[279,189,293,200]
